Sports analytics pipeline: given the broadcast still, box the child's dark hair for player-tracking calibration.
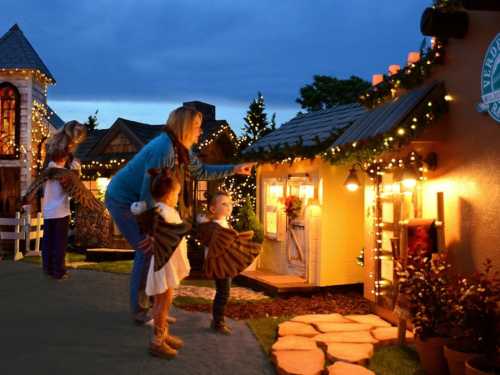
[208,191,231,208]
[148,168,179,200]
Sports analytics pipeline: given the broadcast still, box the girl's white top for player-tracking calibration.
[43,161,70,219]
[145,202,190,296]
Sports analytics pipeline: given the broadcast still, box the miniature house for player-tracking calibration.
[326,9,500,319]
[0,24,64,218]
[242,104,368,290]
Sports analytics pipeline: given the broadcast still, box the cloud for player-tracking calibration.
[1,0,428,107]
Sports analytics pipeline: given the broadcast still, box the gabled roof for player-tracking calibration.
[0,24,55,82]
[74,129,108,160]
[75,116,234,162]
[244,103,367,154]
[332,81,445,147]
[113,118,164,145]
[47,105,64,129]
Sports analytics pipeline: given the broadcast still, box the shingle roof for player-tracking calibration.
[74,129,108,160]
[46,105,64,129]
[113,118,163,144]
[0,24,55,82]
[75,116,233,161]
[332,81,444,147]
[244,103,367,153]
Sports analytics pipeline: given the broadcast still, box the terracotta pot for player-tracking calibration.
[420,7,469,39]
[444,344,478,375]
[465,356,500,375]
[415,335,450,375]
[462,0,500,11]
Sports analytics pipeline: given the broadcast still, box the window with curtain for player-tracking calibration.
[0,83,20,157]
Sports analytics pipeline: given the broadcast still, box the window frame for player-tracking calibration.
[0,82,21,160]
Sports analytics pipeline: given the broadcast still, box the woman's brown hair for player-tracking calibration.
[148,168,180,200]
[163,106,202,146]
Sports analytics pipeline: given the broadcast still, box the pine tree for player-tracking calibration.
[84,110,99,132]
[242,92,275,146]
[222,92,276,221]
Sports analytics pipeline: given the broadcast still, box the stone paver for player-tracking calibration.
[272,311,412,374]
[0,261,273,375]
[328,361,375,375]
[278,321,320,337]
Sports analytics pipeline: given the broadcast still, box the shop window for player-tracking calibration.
[196,180,208,203]
[0,83,20,158]
[263,179,284,238]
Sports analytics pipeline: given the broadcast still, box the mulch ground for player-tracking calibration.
[176,291,371,320]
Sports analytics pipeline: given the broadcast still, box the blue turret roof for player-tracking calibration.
[0,24,55,82]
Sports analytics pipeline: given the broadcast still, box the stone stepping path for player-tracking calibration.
[272,313,413,375]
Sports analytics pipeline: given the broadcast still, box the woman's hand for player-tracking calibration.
[234,162,256,175]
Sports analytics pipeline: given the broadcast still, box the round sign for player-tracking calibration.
[480,33,500,123]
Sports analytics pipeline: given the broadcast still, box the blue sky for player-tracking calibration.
[1,0,429,133]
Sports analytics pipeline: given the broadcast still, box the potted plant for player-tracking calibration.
[450,259,500,375]
[396,253,454,375]
[420,1,469,39]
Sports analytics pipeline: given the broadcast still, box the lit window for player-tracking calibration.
[0,83,19,157]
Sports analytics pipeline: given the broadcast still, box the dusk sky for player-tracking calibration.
[1,0,428,132]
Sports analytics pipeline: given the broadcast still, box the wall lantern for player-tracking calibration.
[344,167,361,192]
[401,166,418,189]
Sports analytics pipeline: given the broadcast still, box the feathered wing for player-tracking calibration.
[199,222,261,279]
[136,208,192,271]
[22,168,103,211]
[22,168,111,247]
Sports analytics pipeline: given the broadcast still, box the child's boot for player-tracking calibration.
[149,326,177,359]
[165,334,184,349]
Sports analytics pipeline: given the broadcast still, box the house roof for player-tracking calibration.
[75,116,233,162]
[46,105,64,129]
[74,129,108,160]
[0,24,55,82]
[244,103,367,154]
[332,81,444,148]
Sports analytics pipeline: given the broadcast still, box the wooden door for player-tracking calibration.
[0,167,20,216]
[287,219,307,278]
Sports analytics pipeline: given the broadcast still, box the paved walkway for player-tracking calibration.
[0,261,274,375]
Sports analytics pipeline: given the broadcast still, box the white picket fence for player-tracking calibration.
[0,206,43,261]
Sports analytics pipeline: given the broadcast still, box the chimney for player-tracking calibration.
[183,101,216,121]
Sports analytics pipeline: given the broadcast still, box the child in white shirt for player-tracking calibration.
[41,152,81,279]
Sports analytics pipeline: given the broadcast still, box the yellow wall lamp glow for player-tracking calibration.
[344,167,361,192]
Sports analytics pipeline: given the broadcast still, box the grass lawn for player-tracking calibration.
[247,315,424,375]
[246,316,291,354]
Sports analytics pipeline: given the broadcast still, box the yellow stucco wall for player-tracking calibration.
[409,11,500,273]
[317,162,365,286]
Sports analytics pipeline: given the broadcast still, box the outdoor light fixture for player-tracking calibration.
[401,166,418,189]
[344,167,361,192]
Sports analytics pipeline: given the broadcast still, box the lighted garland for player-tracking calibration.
[358,38,446,109]
[324,85,448,165]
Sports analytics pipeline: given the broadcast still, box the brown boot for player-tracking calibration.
[165,334,184,350]
[149,342,177,359]
[149,327,177,359]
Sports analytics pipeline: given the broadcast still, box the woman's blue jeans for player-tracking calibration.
[104,194,151,315]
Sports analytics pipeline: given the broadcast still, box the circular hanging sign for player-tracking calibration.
[479,33,500,123]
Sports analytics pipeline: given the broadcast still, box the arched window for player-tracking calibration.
[0,82,20,158]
